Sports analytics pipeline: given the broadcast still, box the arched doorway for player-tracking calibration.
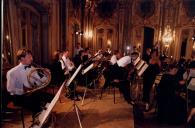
[143,26,154,55]
[180,28,195,59]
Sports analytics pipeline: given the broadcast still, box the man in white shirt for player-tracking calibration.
[6,49,52,118]
[110,50,121,65]
[74,43,83,57]
[60,49,80,100]
[60,49,75,75]
[117,55,131,67]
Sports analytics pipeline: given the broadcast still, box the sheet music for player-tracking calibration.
[136,60,145,70]
[188,78,195,91]
[66,64,82,86]
[33,82,65,128]
[134,57,140,66]
[138,63,148,76]
[82,63,94,75]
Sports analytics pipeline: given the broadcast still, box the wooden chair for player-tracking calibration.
[3,102,25,128]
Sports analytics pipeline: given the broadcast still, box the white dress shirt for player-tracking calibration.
[117,56,131,67]
[110,55,117,65]
[6,63,47,95]
[60,55,75,74]
[74,47,83,56]
[7,63,33,95]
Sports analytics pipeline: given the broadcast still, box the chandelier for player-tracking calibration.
[162,25,174,47]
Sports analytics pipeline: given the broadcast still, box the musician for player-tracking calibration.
[60,49,80,100]
[73,43,83,57]
[110,50,121,65]
[6,48,53,118]
[60,49,75,75]
[157,64,186,124]
[142,48,151,64]
[73,50,85,68]
[50,50,65,85]
[110,55,134,104]
[142,50,160,111]
[83,47,92,63]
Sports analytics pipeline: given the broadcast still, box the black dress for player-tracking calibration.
[157,74,186,124]
[143,63,160,103]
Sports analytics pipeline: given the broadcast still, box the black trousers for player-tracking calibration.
[142,75,156,103]
[11,92,53,117]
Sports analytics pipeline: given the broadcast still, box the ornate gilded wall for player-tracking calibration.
[4,0,195,66]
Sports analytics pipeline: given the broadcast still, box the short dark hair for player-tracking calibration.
[16,48,32,60]
[113,50,119,55]
[168,63,178,71]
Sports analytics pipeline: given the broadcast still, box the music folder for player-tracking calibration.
[136,60,145,70]
[133,57,140,66]
[188,78,195,91]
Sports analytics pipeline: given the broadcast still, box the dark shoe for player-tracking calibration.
[127,100,135,105]
[144,103,150,112]
[70,97,80,101]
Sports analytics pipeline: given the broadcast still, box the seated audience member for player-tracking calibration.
[183,60,195,107]
[157,64,186,124]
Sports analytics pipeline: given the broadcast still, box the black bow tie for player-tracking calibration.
[24,65,31,70]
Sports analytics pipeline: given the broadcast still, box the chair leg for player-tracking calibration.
[20,108,25,128]
[113,86,116,104]
[100,88,104,100]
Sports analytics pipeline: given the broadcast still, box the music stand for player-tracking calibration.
[63,64,83,128]
[31,81,65,128]
[81,63,97,106]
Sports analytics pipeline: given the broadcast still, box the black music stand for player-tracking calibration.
[62,64,83,128]
[81,63,98,106]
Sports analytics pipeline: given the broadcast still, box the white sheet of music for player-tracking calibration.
[138,63,148,76]
[188,78,195,91]
[66,64,82,86]
[33,82,65,128]
[82,63,94,75]
[136,60,145,70]
[134,57,140,66]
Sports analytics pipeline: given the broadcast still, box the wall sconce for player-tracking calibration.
[84,30,93,38]
[107,39,111,47]
[192,36,195,50]
[162,25,174,47]
[5,35,10,40]
[75,31,83,36]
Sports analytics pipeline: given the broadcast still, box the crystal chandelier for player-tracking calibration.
[162,25,174,47]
